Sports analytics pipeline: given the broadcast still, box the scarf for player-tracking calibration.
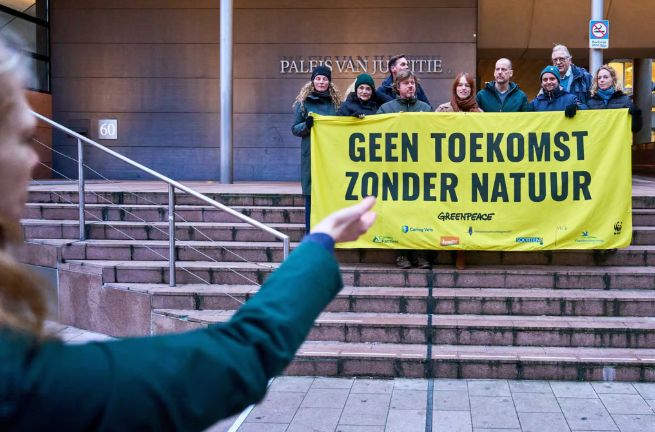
[597,88,614,105]
[451,93,481,112]
[314,90,331,100]
[397,96,417,105]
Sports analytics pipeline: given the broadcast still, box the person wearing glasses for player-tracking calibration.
[551,44,593,105]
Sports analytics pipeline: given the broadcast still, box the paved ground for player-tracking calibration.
[51,323,655,432]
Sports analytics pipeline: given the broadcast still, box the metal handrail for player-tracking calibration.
[31,111,291,287]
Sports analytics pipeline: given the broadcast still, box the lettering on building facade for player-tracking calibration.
[280,55,443,75]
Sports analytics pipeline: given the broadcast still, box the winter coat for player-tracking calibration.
[587,90,633,110]
[565,64,593,105]
[376,97,432,114]
[337,91,387,117]
[435,102,484,113]
[377,75,431,108]
[529,86,588,112]
[0,240,343,432]
[292,93,338,196]
[475,81,530,112]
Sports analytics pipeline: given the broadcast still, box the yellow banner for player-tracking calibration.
[310,110,632,250]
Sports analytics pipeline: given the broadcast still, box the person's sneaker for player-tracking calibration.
[415,257,431,269]
[396,256,411,269]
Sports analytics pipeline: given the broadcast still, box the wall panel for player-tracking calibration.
[51,1,477,181]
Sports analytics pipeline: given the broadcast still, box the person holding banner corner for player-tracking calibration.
[587,65,643,133]
[292,66,343,233]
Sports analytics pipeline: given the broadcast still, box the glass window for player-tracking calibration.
[0,1,46,20]
[0,13,48,56]
[0,0,48,93]
[624,62,633,89]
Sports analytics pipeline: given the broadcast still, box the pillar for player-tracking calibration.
[220,0,233,184]
[633,59,653,145]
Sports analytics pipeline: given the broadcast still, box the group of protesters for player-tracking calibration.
[292,45,645,271]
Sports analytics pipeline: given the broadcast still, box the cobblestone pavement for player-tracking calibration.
[50,323,655,432]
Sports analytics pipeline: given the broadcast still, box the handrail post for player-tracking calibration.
[283,237,290,261]
[77,138,85,241]
[169,184,176,287]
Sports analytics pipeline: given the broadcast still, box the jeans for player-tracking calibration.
[304,195,311,234]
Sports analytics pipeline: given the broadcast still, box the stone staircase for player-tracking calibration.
[18,187,655,382]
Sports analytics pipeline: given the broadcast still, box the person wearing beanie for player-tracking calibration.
[292,66,343,233]
[529,65,587,116]
[337,74,389,118]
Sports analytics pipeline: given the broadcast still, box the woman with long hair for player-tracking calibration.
[0,37,375,431]
[435,72,482,270]
[587,64,643,133]
[292,66,343,232]
[436,72,484,113]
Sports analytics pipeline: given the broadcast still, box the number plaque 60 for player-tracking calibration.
[99,119,118,140]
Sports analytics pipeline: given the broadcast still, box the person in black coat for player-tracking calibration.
[587,65,643,133]
[337,74,389,118]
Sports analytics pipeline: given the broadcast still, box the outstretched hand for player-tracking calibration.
[312,196,377,244]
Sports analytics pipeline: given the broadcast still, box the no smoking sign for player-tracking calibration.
[590,20,609,49]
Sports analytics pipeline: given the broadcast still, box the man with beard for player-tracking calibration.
[377,54,431,108]
[476,58,530,112]
[376,70,432,114]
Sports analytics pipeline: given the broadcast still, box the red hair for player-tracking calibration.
[451,72,481,112]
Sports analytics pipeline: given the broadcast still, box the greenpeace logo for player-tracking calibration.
[438,212,495,221]
[440,236,459,246]
[516,237,543,245]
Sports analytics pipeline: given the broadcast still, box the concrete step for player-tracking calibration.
[20,219,306,242]
[23,203,305,224]
[151,308,655,348]
[107,283,655,317]
[27,190,305,207]
[288,342,655,380]
[26,189,655,210]
[633,209,655,226]
[59,260,655,290]
[23,203,655,227]
[22,238,655,267]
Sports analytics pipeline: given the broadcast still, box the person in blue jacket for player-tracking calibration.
[377,54,431,108]
[552,45,593,106]
[530,66,588,117]
[0,37,378,432]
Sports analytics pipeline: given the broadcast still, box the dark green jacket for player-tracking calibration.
[292,93,338,196]
[475,82,530,112]
[0,241,342,432]
[376,97,432,114]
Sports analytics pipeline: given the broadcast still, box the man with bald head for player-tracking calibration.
[476,58,530,112]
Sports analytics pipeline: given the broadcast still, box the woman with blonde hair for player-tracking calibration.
[587,64,643,132]
[291,66,343,232]
[0,37,375,431]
